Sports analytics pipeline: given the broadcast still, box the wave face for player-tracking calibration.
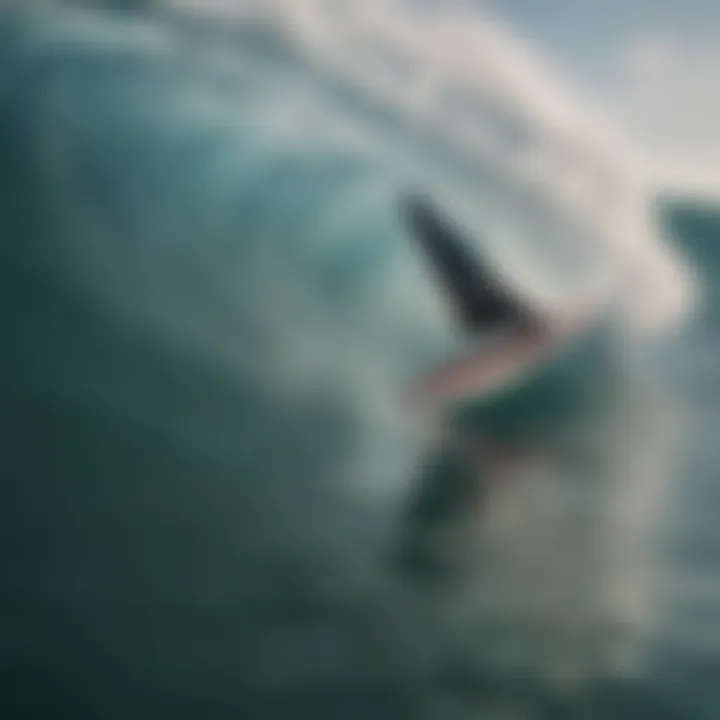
[0,4,707,719]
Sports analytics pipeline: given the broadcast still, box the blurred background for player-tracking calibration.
[0,1,718,718]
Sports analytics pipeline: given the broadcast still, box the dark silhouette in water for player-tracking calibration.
[403,195,543,334]
[394,433,531,583]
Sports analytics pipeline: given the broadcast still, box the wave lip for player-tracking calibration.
[163,0,697,333]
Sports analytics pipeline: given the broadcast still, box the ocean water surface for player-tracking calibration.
[0,3,717,718]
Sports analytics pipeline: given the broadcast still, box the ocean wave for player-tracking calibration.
[0,3,706,717]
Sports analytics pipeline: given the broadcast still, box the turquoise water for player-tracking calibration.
[0,6,716,719]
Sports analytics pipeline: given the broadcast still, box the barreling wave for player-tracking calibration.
[0,2,703,717]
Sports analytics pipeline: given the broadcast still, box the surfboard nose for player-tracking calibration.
[403,195,542,334]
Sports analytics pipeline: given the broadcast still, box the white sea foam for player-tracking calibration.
[163,0,697,333]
